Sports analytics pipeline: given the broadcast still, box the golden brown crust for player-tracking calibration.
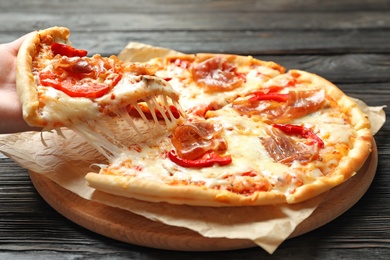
[85,172,287,207]
[16,26,71,127]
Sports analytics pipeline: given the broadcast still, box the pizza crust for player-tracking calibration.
[288,130,372,204]
[16,26,71,127]
[85,172,287,207]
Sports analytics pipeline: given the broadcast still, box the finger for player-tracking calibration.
[4,32,34,55]
[0,94,41,134]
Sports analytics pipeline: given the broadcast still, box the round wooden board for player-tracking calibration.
[29,142,377,252]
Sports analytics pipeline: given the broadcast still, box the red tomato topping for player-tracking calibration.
[40,72,111,98]
[273,124,324,148]
[168,150,232,168]
[51,42,88,57]
[39,56,122,98]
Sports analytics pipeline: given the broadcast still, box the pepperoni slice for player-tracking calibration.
[280,89,326,122]
[232,89,325,122]
[51,42,88,57]
[40,73,111,98]
[260,125,322,165]
[171,121,228,160]
[192,56,243,92]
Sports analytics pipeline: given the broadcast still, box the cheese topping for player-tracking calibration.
[33,50,183,160]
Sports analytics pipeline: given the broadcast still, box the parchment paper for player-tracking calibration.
[0,43,386,254]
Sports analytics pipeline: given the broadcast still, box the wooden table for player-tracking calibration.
[1,0,389,259]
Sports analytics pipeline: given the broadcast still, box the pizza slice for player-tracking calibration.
[16,27,183,158]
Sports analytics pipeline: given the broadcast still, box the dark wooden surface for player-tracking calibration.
[0,0,389,259]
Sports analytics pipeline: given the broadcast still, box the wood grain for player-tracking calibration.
[2,12,390,32]
[2,0,390,13]
[0,0,389,258]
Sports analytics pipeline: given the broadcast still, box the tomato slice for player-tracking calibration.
[39,55,123,98]
[57,80,109,98]
[168,150,232,168]
[40,71,112,98]
[51,42,88,57]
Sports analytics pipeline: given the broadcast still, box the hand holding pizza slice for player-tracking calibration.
[16,27,183,158]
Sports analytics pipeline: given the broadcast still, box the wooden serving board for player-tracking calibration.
[29,142,377,251]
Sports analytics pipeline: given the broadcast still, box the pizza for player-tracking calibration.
[16,27,182,157]
[16,27,373,207]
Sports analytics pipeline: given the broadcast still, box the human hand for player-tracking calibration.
[0,33,40,134]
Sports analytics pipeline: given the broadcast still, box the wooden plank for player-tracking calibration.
[2,30,390,55]
[1,0,390,13]
[1,12,389,32]
[257,54,390,84]
[0,0,389,258]
[336,82,390,106]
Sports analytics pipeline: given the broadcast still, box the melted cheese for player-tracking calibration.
[35,64,182,160]
[101,107,316,196]
[156,62,283,113]
[34,48,363,203]
[290,108,347,125]
[316,124,355,144]
[38,87,100,126]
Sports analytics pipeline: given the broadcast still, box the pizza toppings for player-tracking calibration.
[233,89,326,122]
[39,55,123,98]
[170,58,191,69]
[278,89,326,122]
[51,42,88,57]
[40,71,112,98]
[171,121,228,160]
[273,124,324,148]
[168,150,232,168]
[249,92,289,102]
[192,56,244,92]
[261,124,324,165]
[220,172,272,195]
[40,42,124,99]
[168,120,233,168]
